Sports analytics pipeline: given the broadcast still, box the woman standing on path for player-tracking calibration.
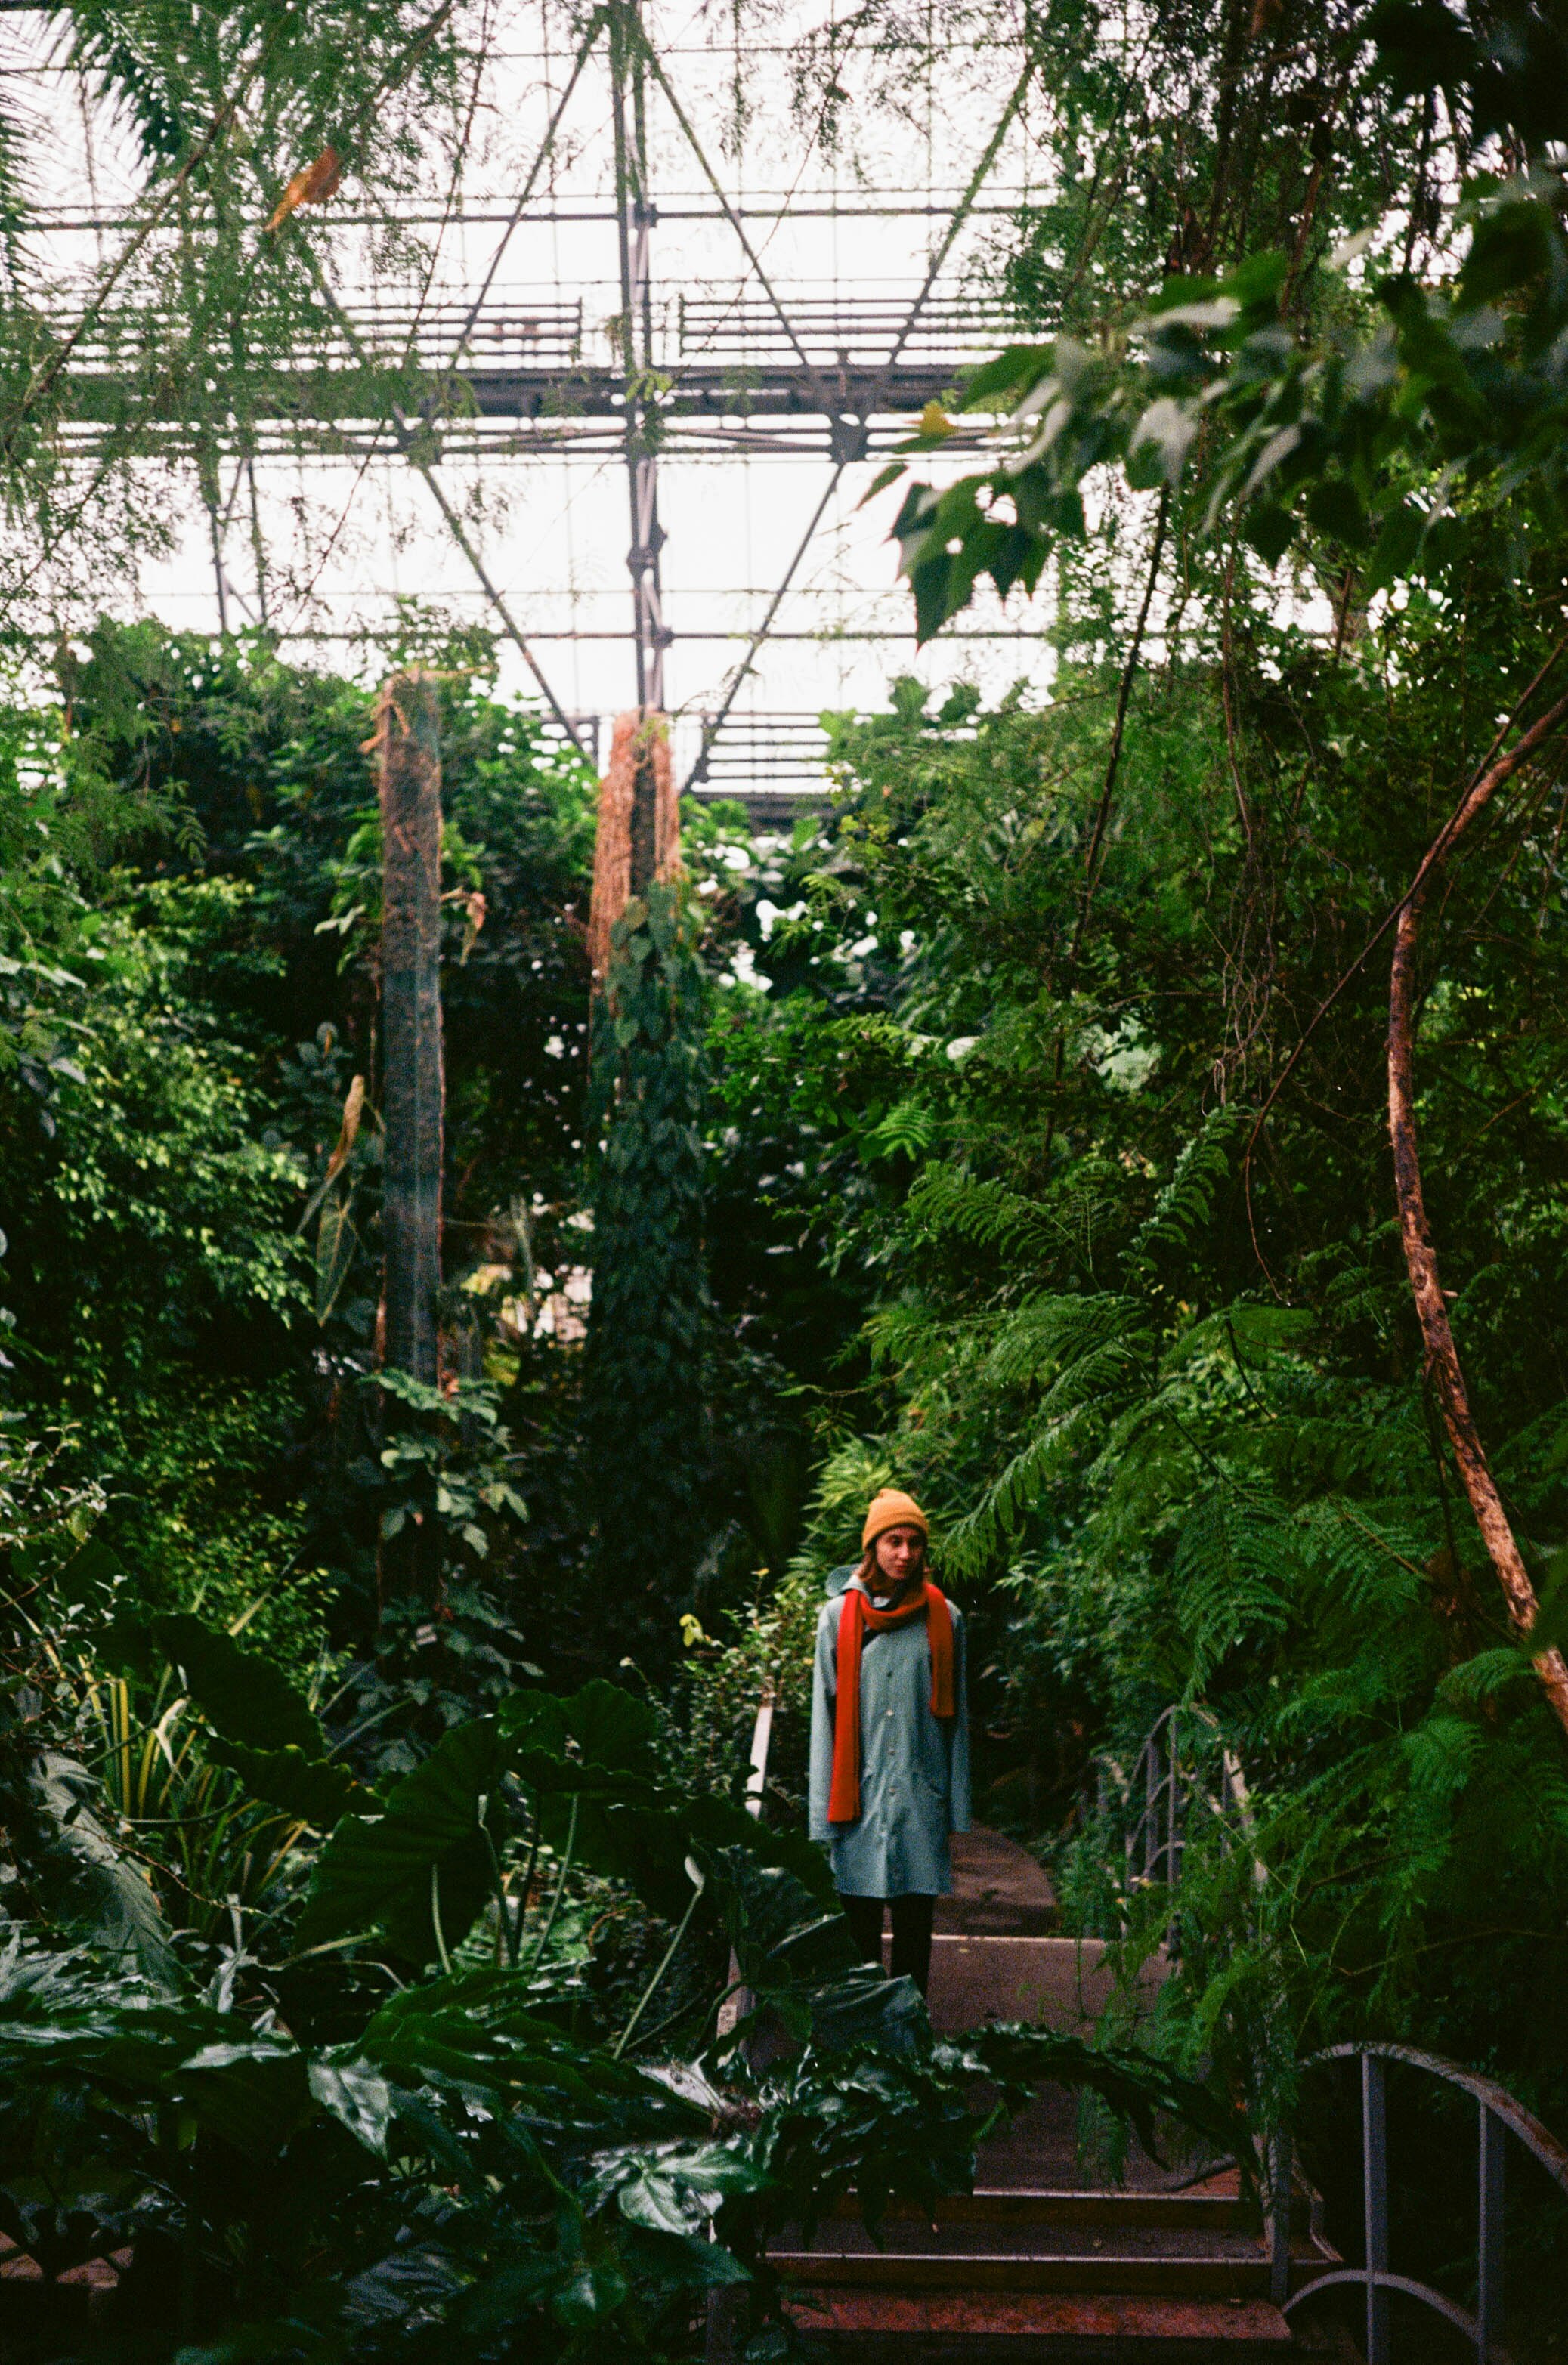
[808,1489,970,1996]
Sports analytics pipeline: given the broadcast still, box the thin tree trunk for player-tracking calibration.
[1044,499,1168,1157]
[587,708,678,981]
[1387,689,1568,1736]
[379,669,445,1387]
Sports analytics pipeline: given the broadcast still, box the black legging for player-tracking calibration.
[840,1893,936,1995]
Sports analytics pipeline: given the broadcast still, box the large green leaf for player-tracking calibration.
[308,2054,395,2156]
[960,2023,1253,2174]
[578,1792,840,1925]
[207,1740,376,1829]
[314,1186,359,1323]
[682,1795,837,1906]
[589,2141,765,2237]
[23,1751,178,1988]
[358,1967,708,2134]
[499,1680,657,1791]
[298,1717,505,1961]
[0,1959,317,2161]
[561,1679,657,1772]
[153,1613,322,1756]
[174,2036,316,2158]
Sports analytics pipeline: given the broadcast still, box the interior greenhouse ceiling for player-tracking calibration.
[5,0,1065,794]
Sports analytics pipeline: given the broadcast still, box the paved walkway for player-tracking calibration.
[773,1827,1335,2353]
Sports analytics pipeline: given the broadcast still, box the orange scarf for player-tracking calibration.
[827,1581,955,1826]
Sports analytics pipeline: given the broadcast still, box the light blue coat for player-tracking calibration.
[808,1564,971,1897]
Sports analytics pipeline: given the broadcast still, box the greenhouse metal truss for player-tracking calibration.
[45,2,1044,802]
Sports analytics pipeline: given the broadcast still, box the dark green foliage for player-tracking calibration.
[0,622,597,1708]
[705,560,1568,2133]
[150,1611,323,1755]
[583,883,712,1606]
[0,1501,1248,2365]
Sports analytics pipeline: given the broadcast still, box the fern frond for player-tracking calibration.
[1036,1155,1127,1275]
[1294,1497,1429,1618]
[986,1291,1148,1390]
[1400,1711,1483,1808]
[1174,1489,1294,1687]
[1129,1105,1248,1272]
[941,1402,1103,1578]
[906,1162,1050,1257]
[864,1296,961,1375]
[1283,1631,1434,1730]
[1162,1300,1315,1375]
[1436,1647,1532,1707]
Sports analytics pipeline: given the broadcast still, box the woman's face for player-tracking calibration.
[874,1524,926,1590]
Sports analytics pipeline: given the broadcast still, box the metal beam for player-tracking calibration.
[295,240,593,763]
[682,465,843,793]
[611,0,666,713]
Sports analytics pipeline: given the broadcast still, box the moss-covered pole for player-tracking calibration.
[378,668,444,1386]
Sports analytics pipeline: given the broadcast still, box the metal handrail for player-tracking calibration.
[1100,1704,1267,1946]
[1092,1713,1568,2345]
[1281,2042,1568,2363]
[714,1680,777,2043]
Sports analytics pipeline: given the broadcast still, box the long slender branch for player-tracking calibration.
[1070,493,1171,963]
[611,1867,705,2059]
[1042,499,1168,1158]
[631,26,833,409]
[18,0,458,439]
[524,1794,579,1983]
[1386,688,1568,1736]
[13,71,264,436]
[864,58,1033,403]
[1240,627,1568,1279]
[295,239,590,759]
[441,11,605,381]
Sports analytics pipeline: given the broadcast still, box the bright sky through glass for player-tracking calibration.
[10,2,1059,782]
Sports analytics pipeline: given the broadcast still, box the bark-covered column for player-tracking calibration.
[587,710,677,980]
[378,669,444,1384]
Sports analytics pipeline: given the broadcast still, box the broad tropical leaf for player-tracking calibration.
[208,1740,376,1829]
[298,1717,505,1960]
[153,1612,322,1757]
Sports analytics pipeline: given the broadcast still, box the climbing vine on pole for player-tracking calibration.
[378,666,444,1389]
[583,879,710,1613]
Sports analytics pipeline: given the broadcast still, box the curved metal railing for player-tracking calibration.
[714,1680,778,2042]
[1282,2042,1568,2363]
[1096,1710,1568,2342]
[1097,1703,1266,1949]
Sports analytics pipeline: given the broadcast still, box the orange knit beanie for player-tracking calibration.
[861,1489,929,1550]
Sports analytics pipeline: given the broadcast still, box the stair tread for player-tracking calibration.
[770,2255,1272,2297]
[774,2227,1269,2260]
[785,2290,1294,2344]
[821,2186,1258,2231]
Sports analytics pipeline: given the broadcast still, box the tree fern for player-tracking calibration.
[985,1291,1149,1390]
[1128,1105,1249,1273]
[1173,1489,1294,1689]
[1294,1496,1430,1619]
[1437,1646,1536,1708]
[906,1162,1053,1259]
[942,1404,1106,1578]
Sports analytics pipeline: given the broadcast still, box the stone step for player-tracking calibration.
[816,2183,1261,2234]
[781,2289,1295,2360]
[921,1934,1168,2038]
[772,2250,1275,2299]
